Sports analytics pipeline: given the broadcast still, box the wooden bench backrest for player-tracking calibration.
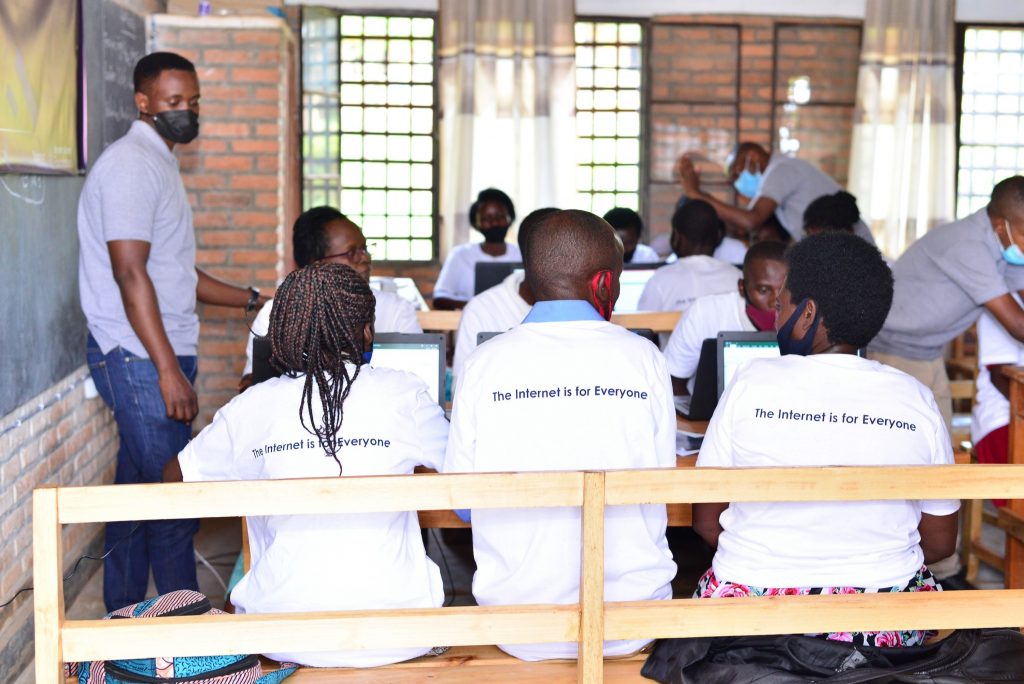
[417,309,681,333]
[34,465,1024,684]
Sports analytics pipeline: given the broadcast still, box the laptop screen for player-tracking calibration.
[369,333,446,406]
[717,332,779,397]
[474,262,523,295]
[613,268,660,313]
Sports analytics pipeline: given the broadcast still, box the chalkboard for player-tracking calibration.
[0,0,149,417]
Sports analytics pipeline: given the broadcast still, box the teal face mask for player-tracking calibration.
[734,169,763,198]
[1002,222,1024,266]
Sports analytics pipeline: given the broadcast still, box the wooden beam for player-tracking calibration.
[32,487,64,684]
[416,309,461,331]
[61,605,579,663]
[603,590,1024,640]
[605,465,1024,506]
[609,312,680,333]
[56,471,585,524]
[578,472,605,684]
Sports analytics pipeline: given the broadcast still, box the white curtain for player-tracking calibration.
[438,0,576,258]
[847,0,957,259]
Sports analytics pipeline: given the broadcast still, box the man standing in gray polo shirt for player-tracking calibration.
[79,52,267,611]
[675,142,875,244]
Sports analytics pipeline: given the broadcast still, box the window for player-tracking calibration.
[957,26,1024,218]
[302,12,437,262]
[574,20,644,217]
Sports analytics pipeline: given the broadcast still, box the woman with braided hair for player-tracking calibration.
[165,262,449,668]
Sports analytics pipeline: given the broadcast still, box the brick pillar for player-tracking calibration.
[151,15,299,429]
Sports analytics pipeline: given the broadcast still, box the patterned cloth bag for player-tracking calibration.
[67,590,296,683]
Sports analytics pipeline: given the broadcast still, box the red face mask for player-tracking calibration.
[590,271,613,320]
[745,302,777,332]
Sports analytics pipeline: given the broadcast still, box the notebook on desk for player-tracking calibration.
[251,333,447,407]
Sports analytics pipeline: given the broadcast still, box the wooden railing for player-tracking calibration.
[416,310,681,333]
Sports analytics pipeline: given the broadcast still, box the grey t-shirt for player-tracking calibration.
[78,121,199,357]
[871,208,1024,360]
[754,155,875,244]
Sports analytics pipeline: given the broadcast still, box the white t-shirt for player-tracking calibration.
[697,354,959,588]
[713,237,748,266]
[243,289,421,375]
[452,271,531,382]
[433,242,523,302]
[637,255,741,313]
[628,243,662,264]
[971,308,1024,443]
[444,311,676,661]
[664,291,753,393]
[178,367,448,667]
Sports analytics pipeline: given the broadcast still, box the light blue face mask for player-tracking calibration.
[1002,222,1024,266]
[734,169,763,198]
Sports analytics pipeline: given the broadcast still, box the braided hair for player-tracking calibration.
[267,262,376,473]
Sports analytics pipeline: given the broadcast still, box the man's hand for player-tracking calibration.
[675,155,702,197]
[159,365,199,422]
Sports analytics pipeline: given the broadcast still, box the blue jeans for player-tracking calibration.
[87,335,200,611]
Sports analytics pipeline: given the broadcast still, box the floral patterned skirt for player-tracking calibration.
[694,565,941,648]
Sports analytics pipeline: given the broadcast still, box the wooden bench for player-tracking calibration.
[35,462,1024,683]
[417,309,682,334]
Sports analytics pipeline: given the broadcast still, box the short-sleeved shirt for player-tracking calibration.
[78,120,198,357]
[243,288,422,375]
[452,271,531,382]
[432,242,522,302]
[697,353,958,588]
[444,300,676,661]
[628,243,662,264]
[178,366,449,667]
[663,291,753,393]
[713,236,748,266]
[871,208,1024,360]
[637,255,741,314]
[971,303,1024,443]
[755,155,875,244]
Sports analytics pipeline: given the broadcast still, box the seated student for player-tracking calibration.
[694,232,958,648]
[444,209,676,661]
[637,200,742,315]
[668,198,749,265]
[603,207,661,263]
[240,206,420,388]
[803,190,861,237]
[432,188,521,309]
[971,302,1024,508]
[662,240,787,395]
[165,263,449,668]
[451,207,557,381]
[750,214,792,246]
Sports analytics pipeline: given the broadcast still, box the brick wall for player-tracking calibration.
[646,15,862,239]
[0,369,117,679]
[151,15,300,430]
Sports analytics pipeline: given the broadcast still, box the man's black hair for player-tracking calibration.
[133,52,197,94]
[292,206,350,267]
[470,188,516,227]
[989,176,1024,218]
[784,232,893,348]
[803,191,860,232]
[517,207,559,257]
[671,199,724,250]
[742,239,786,279]
[603,207,643,238]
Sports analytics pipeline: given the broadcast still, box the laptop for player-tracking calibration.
[612,263,665,313]
[369,276,429,311]
[675,338,719,421]
[474,262,523,295]
[716,331,780,397]
[251,332,447,407]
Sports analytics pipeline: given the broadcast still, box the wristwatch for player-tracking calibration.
[246,286,261,312]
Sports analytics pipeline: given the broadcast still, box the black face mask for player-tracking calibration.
[151,110,199,144]
[480,225,510,244]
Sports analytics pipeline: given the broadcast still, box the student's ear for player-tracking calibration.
[135,91,150,116]
[589,270,614,320]
[363,322,375,351]
[737,277,746,299]
[792,298,818,341]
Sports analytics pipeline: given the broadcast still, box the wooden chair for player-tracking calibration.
[35,462,1024,684]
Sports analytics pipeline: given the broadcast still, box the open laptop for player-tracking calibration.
[369,276,429,311]
[674,338,719,421]
[251,333,447,407]
[474,262,523,295]
[717,331,780,397]
[612,263,666,313]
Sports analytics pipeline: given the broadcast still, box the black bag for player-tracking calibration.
[640,628,1024,683]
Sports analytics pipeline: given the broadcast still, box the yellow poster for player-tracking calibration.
[0,0,79,173]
